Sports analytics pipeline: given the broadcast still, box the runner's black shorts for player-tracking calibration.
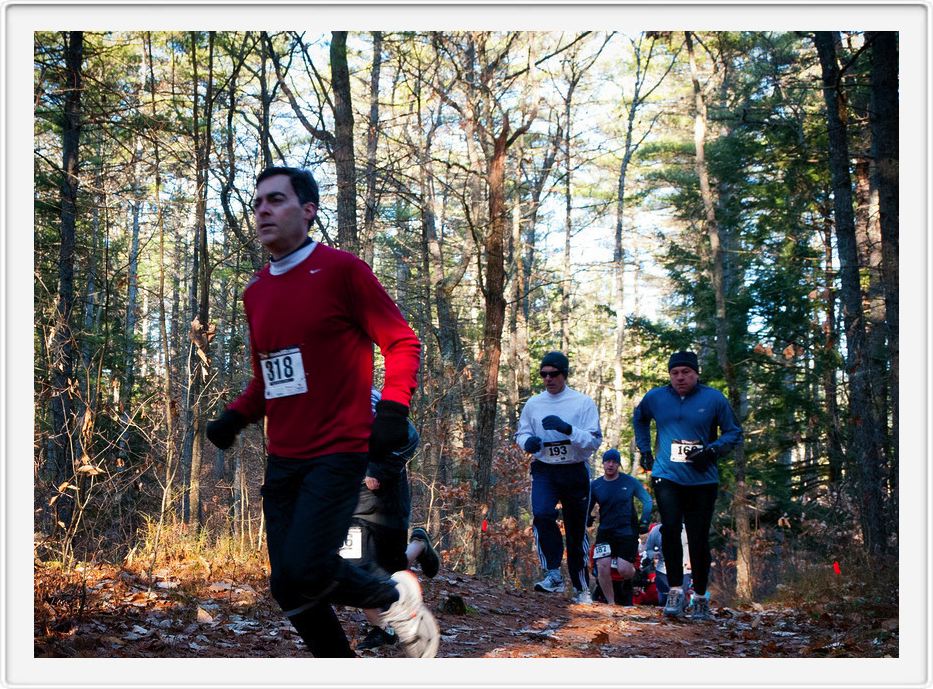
[593,530,638,563]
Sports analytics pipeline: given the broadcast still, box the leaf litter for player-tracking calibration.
[34,561,897,658]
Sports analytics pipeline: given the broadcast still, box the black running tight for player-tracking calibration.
[650,477,718,595]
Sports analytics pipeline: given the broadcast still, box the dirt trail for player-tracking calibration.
[34,563,897,658]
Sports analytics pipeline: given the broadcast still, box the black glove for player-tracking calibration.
[524,436,543,453]
[365,460,402,486]
[685,445,717,470]
[541,415,572,435]
[206,409,247,450]
[369,400,410,458]
[638,518,651,535]
[639,451,654,472]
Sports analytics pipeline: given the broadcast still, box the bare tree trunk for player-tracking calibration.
[47,32,84,537]
[854,158,888,465]
[415,100,465,546]
[258,32,273,167]
[868,30,898,535]
[474,131,510,516]
[505,184,530,520]
[81,148,103,372]
[555,39,608,353]
[519,121,561,408]
[145,32,178,551]
[686,31,753,600]
[560,84,574,351]
[331,31,358,253]
[813,31,887,557]
[118,142,143,465]
[361,31,383,265]
[184,31,215,528]
[220,34,261,271]
[506,154,525,432]
[612,164,628,452]
[819,212,845,484]
[612,35,669,451]
[475,119,536,572]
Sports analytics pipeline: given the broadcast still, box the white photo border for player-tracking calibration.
[3,2,929,687]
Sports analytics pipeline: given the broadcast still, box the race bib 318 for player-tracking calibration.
[261,347,308,399]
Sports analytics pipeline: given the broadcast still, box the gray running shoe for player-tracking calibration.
[380,570,440,658]
[663,587,686,618]
[534,569,564,593]
[410,527,440,578]
[690,592,713,620]
[573,588,593,605]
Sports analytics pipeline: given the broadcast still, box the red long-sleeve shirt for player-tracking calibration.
[228,243,421,459]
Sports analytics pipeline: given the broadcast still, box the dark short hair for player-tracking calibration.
[256,166,320,208]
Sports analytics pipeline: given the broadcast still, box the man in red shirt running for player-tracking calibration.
[206,167,439,657]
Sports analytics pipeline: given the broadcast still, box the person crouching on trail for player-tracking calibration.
[346,389,441,652]
[641,521,692,607]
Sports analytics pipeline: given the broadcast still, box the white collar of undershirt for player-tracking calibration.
[269,240,317,276]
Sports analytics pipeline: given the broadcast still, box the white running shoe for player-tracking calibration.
[573,589,593,605]
[534,569,564,593]
[380,570,440,658]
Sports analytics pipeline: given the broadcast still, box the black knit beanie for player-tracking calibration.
[668,351,699,374]
[540,351,569,376]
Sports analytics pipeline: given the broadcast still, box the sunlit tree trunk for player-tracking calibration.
[686,31,753,600]
[184,31,215,527]
[331,31,359,253]
[143,32,178,556]
[118,138,143,465]
[818,210,845,484]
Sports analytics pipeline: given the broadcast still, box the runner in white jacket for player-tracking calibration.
[516,351,602,603]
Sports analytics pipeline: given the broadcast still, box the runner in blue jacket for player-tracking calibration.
[632,351,742,620]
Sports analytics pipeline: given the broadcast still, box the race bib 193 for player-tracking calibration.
[670,440,702,462]
[338,526,362,560]
[542,440,571,458]
[261,347,308,399]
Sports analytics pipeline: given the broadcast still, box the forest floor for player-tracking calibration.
[35,559,898,659]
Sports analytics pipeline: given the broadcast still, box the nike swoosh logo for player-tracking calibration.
[308,268,321,274]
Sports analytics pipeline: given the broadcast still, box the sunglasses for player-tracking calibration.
[540,370,563,379]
